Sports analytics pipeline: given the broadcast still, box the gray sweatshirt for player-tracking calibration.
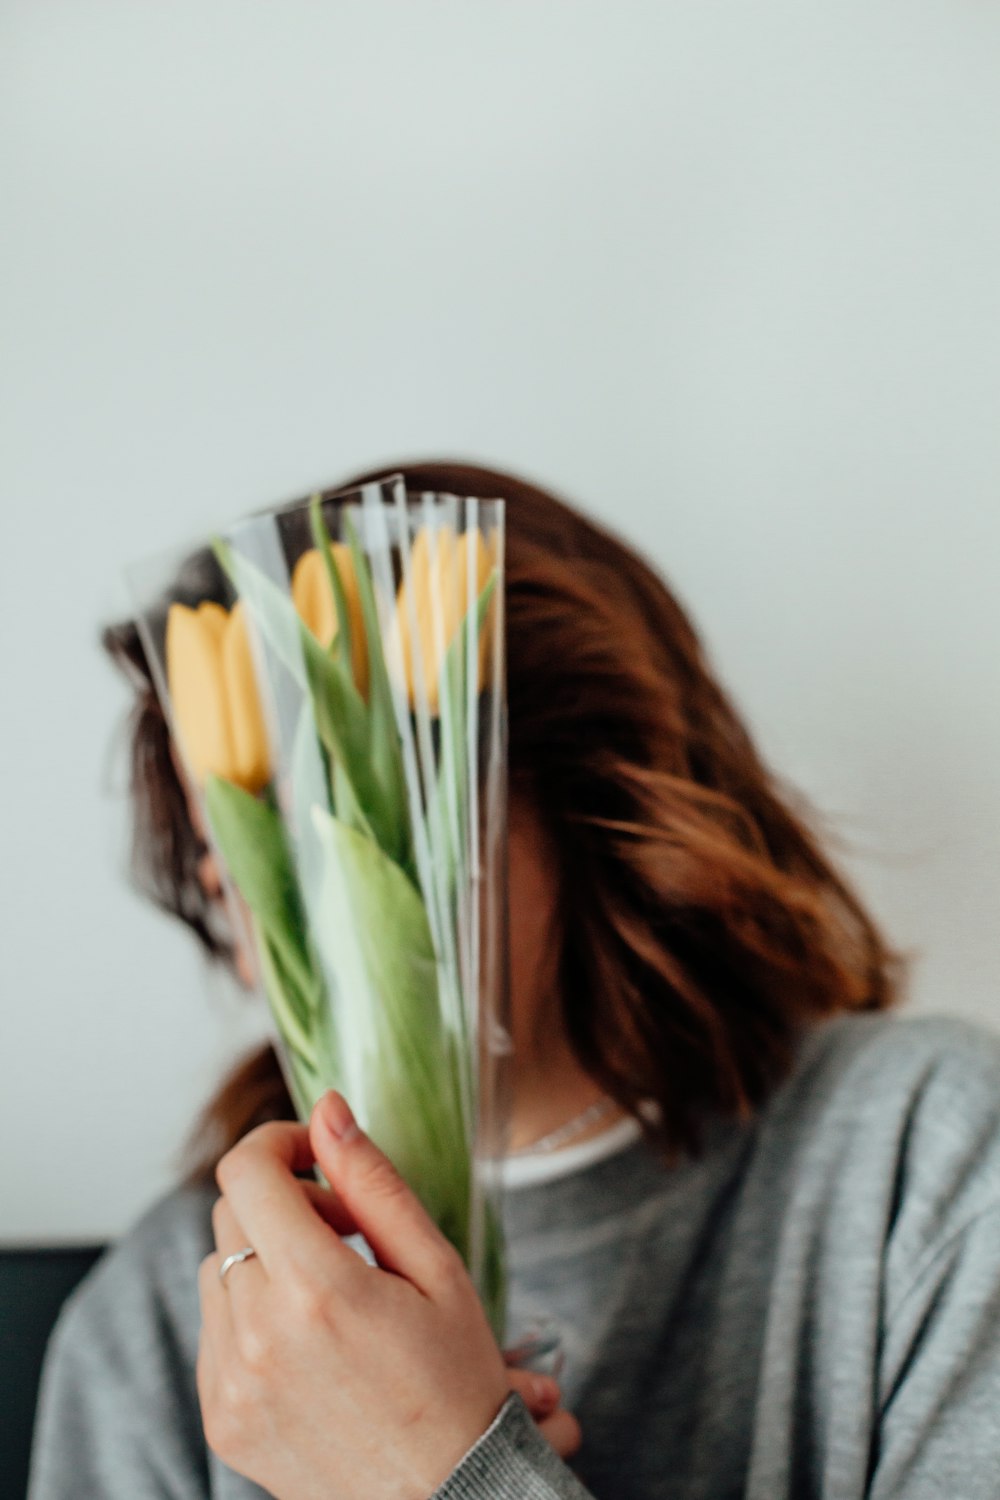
[28,1014,1000,1499]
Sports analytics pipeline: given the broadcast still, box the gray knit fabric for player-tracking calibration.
[29,1014,1000,1500]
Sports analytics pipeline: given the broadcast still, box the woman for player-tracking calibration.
[30,461,1000,1499]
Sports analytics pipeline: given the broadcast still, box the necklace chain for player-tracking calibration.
[509,1097,619,1157]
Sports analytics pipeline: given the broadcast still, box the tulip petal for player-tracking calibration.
[292,549,337,647]
[197,600,229,644]
[222,601,272,793]
[292,545,369,698]
[165,602,235,787]
[395,526,493,713]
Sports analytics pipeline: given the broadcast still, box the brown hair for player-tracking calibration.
[103,461,901,1182]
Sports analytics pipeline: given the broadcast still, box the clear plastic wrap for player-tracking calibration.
[126,476,510,1335]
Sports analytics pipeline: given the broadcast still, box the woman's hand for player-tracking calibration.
[506,1368,582,1461]
[197,1091,576,1500]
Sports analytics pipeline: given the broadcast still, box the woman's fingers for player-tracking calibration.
[309,1092,463,1295]
[538,1408,583,1460]
[215,1160,362,1252]
[506,1367,560,1419]
[504,1368,581,1459]
[217,1097,453,1299]
[210,1194,267,1318]
[215,1119,366,1287]
[299,1177,364,1240]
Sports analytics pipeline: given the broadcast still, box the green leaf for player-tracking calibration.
[343,515,414,878]
[214,539,305,683]
[301,644,379,843]
[480,1198,507,1344]
[205,777,302,944]
[204,776,321,1042]
[258,934,321,1097]
[308,806,470,1233]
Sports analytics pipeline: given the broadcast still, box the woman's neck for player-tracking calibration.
[507,1035,625,1153]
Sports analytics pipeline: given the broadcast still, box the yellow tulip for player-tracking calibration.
[165,600,271,793]
[394,526,493,712]
[291,545,369,698]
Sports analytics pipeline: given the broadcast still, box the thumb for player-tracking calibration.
[309,1090,460,1294]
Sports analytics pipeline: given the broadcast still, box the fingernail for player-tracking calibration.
[321,1091,360,1142]
[531,1375,559,1408]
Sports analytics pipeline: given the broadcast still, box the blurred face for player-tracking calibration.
[506,790,564,1065]
[174,747,258,988]
[188,753,564,1066]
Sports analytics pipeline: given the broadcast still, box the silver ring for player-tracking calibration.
[218,1246,257,1284]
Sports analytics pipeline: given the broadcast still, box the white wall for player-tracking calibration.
[3,0,998,1242]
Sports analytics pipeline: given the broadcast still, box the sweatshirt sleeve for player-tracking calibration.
[432,1394,597,1500]
[27,1188,218,1500]
[868,1202,1000,1500]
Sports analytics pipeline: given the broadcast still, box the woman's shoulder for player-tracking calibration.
[768,1011,1000,1280]
[30,1183,219,1500]
[786,1009,1000,1154]
[795,1004,1000,1087]
[52,1179,217,1375]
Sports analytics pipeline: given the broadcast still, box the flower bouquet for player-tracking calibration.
[127,476,509,1336]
